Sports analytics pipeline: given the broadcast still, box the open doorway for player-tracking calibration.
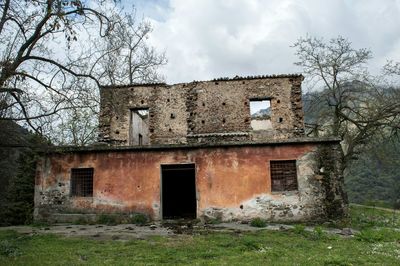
[161,164,196,219]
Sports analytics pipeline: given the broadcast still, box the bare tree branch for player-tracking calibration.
[295,36,400,170]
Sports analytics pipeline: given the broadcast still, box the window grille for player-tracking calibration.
[71,168,93,197]
[270,160,298,192]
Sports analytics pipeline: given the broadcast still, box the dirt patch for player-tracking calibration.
[0,221,356,240]
[0,224,172,241]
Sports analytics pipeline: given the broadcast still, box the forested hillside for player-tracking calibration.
[303,91,400,208]
[345,138,400,208]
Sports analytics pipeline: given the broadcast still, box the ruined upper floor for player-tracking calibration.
[98,74,305,146]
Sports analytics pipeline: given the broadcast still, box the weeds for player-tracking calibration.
[355,228,400,243]
[350,205,400,229]
[240,238,261,251]
[96,214,118,225]
[73,217,89,225]
[250,218,267,228]
[206,218,222,225]
[313,226,326,239]
[129,213,148,225]
[0,240,21,257]
[293,224,306,235]
[31,221,51,228]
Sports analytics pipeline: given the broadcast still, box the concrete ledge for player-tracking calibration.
[45,137,341,154]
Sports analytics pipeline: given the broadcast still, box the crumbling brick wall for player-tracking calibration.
[98,75,305,146]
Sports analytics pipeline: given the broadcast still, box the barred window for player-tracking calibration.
[270,160,298,192]
[71,168,93,197]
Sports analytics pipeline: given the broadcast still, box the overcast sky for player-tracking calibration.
[130,0,400,84]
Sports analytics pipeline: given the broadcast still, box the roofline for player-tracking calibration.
[100,73,304,89]
[44,137,340,154]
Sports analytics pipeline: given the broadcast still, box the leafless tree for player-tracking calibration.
[92,12,167,85]
[0,0,113,124]
[384,60,400,76]
[49,10,167,146]
[294,36,400,169]
[0,1,167,145]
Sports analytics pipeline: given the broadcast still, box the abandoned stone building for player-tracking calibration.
[34,74,347,223]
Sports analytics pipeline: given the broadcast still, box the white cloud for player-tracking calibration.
[141,0,400,83]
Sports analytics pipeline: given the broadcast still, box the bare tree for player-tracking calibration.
[0,1,167,145]
[36,78,100,146]
[294,36,400,169]
[93,12,167,85]
[48,10,167,146]
[384,60,400,76]
[0,0,114,125]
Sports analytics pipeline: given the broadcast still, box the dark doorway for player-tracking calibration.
[161,164,196,219]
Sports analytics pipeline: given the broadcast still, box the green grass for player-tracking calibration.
[349,204,400,229]
[1,228,399,265]
[0,205,399,265]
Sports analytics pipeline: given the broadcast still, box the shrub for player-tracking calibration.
[250,218,267,228]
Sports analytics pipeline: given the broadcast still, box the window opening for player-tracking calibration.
[71,168,93,197]
[250,99,272,130]
[130,109,150,145]
[270,160,298,192]
[138,134,143,145]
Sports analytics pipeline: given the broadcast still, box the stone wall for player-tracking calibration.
[98,75,305,146]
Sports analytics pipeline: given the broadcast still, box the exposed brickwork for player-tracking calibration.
[98,75,305,146]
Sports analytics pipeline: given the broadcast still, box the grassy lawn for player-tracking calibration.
[349,204,400,229]
[0,205,399,266]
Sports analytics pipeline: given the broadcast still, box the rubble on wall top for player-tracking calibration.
[100,73,304,89]
[187,132,250,137]
[101,82,167,89]
[211,73,303,82]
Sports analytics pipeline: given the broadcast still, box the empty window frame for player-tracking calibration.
[71,168,94,197]
[138,133,143,145]
[249,99,272,130]
[129,109,150,145]
[270,160,298,192]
